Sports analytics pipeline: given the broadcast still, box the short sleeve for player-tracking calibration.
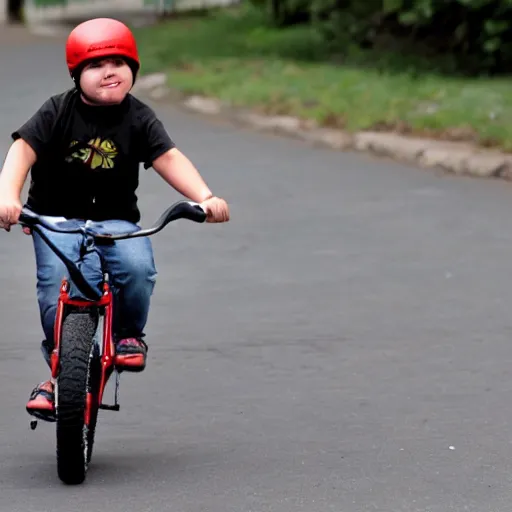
[139,110,176,169]
[11,97,59,158]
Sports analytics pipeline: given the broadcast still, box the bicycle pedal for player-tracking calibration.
[30,420,38,431]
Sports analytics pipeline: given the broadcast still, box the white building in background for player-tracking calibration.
[1,0,7,22]
[1,0,237,25]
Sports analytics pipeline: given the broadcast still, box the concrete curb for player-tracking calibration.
[142,73,512,182]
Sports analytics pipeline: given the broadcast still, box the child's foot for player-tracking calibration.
[26,380,56,422]
[115,338,147,372]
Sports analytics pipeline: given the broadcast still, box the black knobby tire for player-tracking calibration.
[86,342,102,465]
[56,310,99,485]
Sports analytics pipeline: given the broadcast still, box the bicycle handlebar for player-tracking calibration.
[19,200,207,238]
[18,200,207,300]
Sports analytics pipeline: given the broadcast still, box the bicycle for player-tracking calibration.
[18,200,207,485]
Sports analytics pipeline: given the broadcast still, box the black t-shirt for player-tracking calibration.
[12,89,175,223]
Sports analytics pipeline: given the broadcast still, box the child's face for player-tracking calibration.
[80,57,133,105]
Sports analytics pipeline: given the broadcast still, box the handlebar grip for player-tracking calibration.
[19,208,38,226]
[183,201,208,223]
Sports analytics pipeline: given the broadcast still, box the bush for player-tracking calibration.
[249,0,512,75]
[318,0,512,75]
[382,0,512,74]
[248,0,312,26]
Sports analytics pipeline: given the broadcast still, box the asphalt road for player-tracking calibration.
[2,27,512,512]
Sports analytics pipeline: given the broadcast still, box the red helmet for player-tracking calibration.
[65,18,140,77]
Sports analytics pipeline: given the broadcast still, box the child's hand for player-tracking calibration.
[200,196,230,223]
[0,195,22,232]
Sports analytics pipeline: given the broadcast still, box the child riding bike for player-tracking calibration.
[0,18,230,421]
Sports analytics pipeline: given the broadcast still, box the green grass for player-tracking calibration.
[134,6,512,151]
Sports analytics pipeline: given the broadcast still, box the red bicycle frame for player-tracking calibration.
[51,276,117,412]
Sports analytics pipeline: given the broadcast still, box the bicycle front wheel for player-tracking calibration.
[56,310,98,485]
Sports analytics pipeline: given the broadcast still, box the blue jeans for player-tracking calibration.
[32,219,157,364]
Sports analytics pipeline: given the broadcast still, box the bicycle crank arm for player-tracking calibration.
[99,404,120,411]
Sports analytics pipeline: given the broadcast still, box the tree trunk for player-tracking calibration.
[7,0,24,23]
[270,0,282,25]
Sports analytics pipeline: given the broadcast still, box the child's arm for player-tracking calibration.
[0,139,35,231]
[153,148,229,223]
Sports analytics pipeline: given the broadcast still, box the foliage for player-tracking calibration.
[249,0,512,74]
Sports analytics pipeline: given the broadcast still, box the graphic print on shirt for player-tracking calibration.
[65,137,119,170]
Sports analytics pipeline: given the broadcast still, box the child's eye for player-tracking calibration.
[113,59,125,67]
